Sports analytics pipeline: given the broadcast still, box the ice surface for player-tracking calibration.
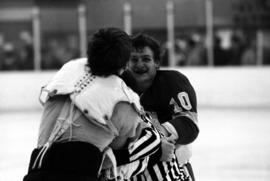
[0,108,270,181]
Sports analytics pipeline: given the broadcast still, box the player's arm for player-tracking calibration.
[163,73,199,145]
[110,102,161,166]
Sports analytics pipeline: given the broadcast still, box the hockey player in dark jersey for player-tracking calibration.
[121,33,199,181]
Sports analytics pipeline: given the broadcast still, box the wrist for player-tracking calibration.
[160,125,171,137]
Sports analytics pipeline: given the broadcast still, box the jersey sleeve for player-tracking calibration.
[166,71,199,144]
[110,102,161,166]
[121,70,138,92]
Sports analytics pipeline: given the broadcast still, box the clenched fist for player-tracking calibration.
[160,137,175,162]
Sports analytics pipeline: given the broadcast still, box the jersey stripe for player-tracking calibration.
[178,111,198,125]
[124,114,190,181]
[128,151,190,181]
[130,128,160,161]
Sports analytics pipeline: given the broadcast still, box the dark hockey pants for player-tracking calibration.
[23,141,103,181]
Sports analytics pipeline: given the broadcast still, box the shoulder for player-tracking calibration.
[62,57,87,68]
[112,101,137,117]
[156,70,191,87]
[111,101,141,135]
[121,70,137,92]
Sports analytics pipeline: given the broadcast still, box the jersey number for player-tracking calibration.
[170,92,192,112]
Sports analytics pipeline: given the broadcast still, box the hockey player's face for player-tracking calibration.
[128,46,159,88]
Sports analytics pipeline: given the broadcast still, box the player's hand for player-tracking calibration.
[160,137,175,162]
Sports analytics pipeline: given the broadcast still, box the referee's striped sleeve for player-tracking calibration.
[113,122,161,166]
[129,127,160,161]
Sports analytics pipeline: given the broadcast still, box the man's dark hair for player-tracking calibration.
[87,27,131,76]
[131,33,161,62]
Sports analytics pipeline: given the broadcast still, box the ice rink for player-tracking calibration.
[1,107,270,181]
[1,68,270,180]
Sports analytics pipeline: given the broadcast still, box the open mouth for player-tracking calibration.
[134,69,148,75]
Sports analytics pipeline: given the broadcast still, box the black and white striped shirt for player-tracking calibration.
[116,114,190,181]
[128,157,190,181]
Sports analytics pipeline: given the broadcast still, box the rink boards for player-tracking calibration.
[1,67,270,111]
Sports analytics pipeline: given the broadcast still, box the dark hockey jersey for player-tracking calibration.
[121,70,199,181]
[122,70,198,145]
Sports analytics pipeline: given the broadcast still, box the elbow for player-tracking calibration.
[184,126,199,144]
[177,121,199,145]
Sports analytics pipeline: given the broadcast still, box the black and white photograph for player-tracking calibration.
[0,0,270,181]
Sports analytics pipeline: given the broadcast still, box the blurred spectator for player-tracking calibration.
[241,39,257,65]
[213,36,230,66]
[17,31,34,70]
[42,39,64,69]
[42,34,80,70]
[162,35,207,66]
[66,34,80,59]
[161,42,169,66]
[0,33,5,70]
[263,34,270,65]
[2,42,19,70]
[175,39,187,66]
[185,37,206,66]
[227,33,245,65]
[161,41,186,66]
